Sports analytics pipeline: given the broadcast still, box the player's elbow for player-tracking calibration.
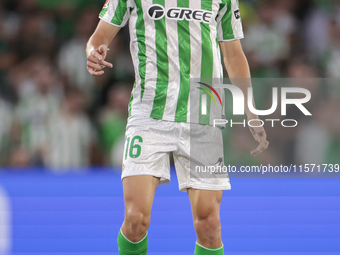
[224,48,246,66]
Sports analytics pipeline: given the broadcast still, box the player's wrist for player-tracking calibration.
[246,112,258,120]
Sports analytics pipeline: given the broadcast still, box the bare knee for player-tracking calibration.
[194,212,221,247]
[123,209,150,241]
[195,213,221,236]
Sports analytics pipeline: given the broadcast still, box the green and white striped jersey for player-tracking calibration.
[100,0,243,124]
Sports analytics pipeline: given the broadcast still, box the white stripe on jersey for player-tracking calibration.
[188,0,203,123]
[211,3,222,79]
[231,0,243,38]
[162,0,181,121]
[141,0,157,117]
[210,3,223,125]
[129,3,141,118]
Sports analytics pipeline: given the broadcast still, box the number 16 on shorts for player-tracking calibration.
[124,135,143,159]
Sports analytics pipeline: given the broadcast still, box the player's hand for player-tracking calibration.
[248,119,269,157]
[87,44,113,76]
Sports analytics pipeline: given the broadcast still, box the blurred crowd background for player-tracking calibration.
[0,0,339,171]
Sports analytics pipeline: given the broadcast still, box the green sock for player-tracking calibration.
[195,242,224,255]
[117,229,148,255]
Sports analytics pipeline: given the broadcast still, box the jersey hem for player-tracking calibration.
[131,114,209,126]
[151,114,187,123]
[99,16,126,28]
[128,114,223,127]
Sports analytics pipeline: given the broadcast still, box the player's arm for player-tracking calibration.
[220,40,269,156]
[86,20,120,76]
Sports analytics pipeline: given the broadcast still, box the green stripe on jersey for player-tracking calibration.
[175,0,191,122]
[99,8,108,17]
[99,7,108,18]
[150,0,169,119]
[128,82,137,117]
[111,0,128,26]
[222,0,234,39]
[135,0,147,100]
[199,0,214,125]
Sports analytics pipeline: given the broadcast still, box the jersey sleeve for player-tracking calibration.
[99,0,132,27]
[216,0,244,41]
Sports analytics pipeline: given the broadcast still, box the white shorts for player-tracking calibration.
[121,116,231,192]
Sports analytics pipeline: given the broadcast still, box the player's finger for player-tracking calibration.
[91,70,105,76]
[251,131,268,156]
[87,61,103,71]
[251,139,269,157]
[90,51,106,65]
[87,66,104,76]
[90,50,113,68]
[87,55,101,64]
[88,54,112,68]
[100,59,113,68]
[91,50,103,60]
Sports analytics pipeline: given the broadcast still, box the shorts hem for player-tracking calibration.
[121,172,170,185]
[179,183,231,192]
